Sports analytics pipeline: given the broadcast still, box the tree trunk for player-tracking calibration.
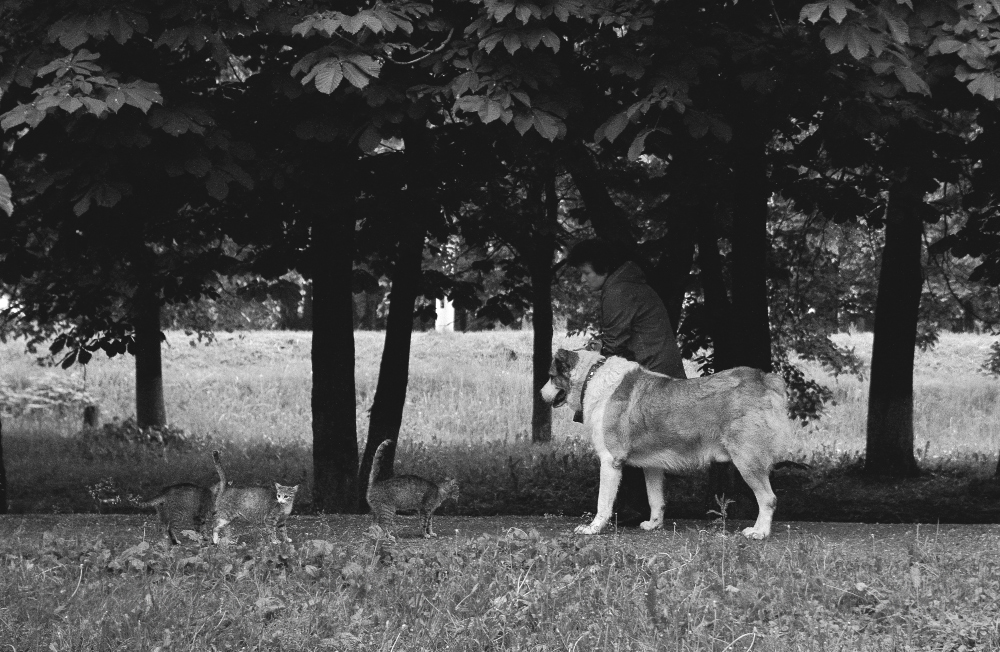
[561,141,636,255]
[705,118,772,516]
[358,221,425,504]
[727,120,772,373]
[864,180,923,477]
[0,416,7,514]
[649,141,709,333]
[301,281,313,330]
[697,218,737,372]
[530,168,558,443]
[649,229,695,337]
[311,209,359,513]
[133,290,167,429]
[358,126,432,508]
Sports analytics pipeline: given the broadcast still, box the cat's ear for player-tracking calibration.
[274,482,280,491]
[291,485,299,492]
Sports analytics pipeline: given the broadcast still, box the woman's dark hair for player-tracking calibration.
[566,238,627,275]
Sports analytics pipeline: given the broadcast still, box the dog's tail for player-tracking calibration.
[762,372,786,398]
[367,440,394,497]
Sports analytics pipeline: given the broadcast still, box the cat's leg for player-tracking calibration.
[422,509,438,538]
[155,506,175,546]
[271,516,292,544]
[380,506,396,535]
[369,502,384,528]
[268,516,280,544]
[212,517,230,545]
[198,517,214,545]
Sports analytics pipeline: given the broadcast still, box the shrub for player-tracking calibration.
[981,340,1000,376]
[76,416,207,458]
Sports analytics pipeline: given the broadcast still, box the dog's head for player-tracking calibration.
[540,348,605,411]
[540,349,577,408]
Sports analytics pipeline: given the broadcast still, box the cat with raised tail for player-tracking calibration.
[212,471,299,545]
[136,450,227,545]
[366,439,459,538]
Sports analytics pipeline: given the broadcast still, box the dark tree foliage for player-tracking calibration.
[0,0,259,426]
[5,0,1000,502]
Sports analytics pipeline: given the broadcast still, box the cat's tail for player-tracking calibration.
[211,450,227,502]
[133,495,166,509]
[367,439,394,498]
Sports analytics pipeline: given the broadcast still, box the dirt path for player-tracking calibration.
[3,514,998,559]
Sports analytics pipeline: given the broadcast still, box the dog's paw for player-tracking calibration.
[741,526,768,540]
[424,532,438,539]
[639,519,663,531]
[574,523,604,535]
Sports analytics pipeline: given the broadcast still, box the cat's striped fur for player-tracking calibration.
[212,481,299,545]
[366,439,459,538]
[136,450,226,545]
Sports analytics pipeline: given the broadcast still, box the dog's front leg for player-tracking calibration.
[640,467,665,531]
[575,456,622,535]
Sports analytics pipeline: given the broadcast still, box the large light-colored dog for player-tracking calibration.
[540,349,790,539]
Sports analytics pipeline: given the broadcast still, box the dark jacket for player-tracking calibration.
[599,261,685,379]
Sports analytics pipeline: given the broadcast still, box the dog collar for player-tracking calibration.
[579,357,607,411]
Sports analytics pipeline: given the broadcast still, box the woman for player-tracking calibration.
[566,238,687,523]
[566,239,685,378]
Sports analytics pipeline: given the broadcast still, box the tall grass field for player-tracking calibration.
[1,330,1000,518]
[3,331,1000,650]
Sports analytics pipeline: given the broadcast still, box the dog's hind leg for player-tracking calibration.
[575,454,622,535]
[731,456,776,540]
[640,467,665,531]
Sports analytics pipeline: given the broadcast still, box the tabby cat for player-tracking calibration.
[212,481,299,545]
[366,439,460,538]
[136,450,227,545]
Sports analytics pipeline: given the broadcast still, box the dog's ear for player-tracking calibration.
[553,349,579,375]
[549,349,566,376]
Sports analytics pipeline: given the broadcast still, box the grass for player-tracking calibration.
[2,330,1000,649]
[2,330,1000,521]
[1,515,998,650]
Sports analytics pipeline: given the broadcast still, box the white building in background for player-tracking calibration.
[435,297,455,332]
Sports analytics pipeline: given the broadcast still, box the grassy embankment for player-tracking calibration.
[1,330,1000,520]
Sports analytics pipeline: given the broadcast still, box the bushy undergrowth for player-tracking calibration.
[1,523,998,650]
[8,429,1000,526]
[3,330,1000,520]
[76,417,205,456]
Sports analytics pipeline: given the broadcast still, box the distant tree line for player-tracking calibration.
[3,0,1000,514]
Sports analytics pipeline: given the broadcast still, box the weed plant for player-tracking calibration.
[1,521,998,650]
